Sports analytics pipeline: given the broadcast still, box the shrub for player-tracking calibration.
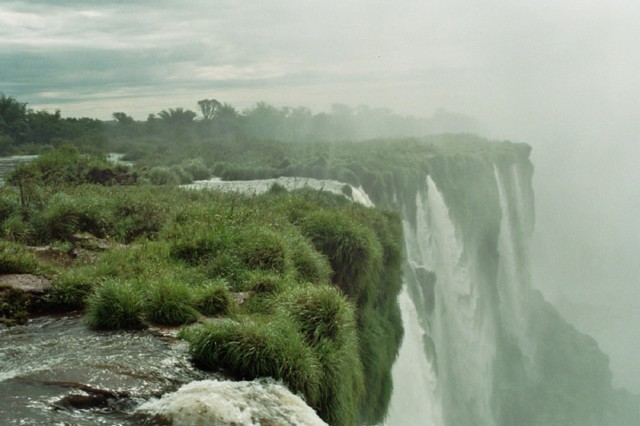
[181,158,210,180]
[237,226,289,273]
[34,192,112,241]
[86,279,147,330]
[183,316,321,407]
[0,240,39,274]
[48,267,98,310]
[1,214,34,243]
[287,235,332,285]
[300,210,382,298]
[194,279,232,316]
[145,278,200,325]
[282,285,364,425]
[170,165,194,184]
[0,189,19,222]
[148,166,180,186]
[246,270,286,294]
[282,285,355,346]
[112,191,168,242]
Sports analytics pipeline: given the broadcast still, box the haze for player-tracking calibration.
[2,0,639,392]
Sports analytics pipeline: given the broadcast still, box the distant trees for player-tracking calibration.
[0,93,104,153]
[112,112,135,126]
[197,99,221,120]
[0,94,28,144]
[157,108,197,125]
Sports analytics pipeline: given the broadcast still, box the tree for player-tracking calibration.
[112,112,135,126]
[157,108,197,125]
[197,99,221,120]
[0,93,28,143]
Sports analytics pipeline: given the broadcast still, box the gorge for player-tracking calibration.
[0,137,638,425]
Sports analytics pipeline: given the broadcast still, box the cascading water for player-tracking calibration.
[388,153,639,425]
[2,149,638,425]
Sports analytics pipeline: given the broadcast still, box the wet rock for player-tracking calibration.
[27,246,75,267]
[0,274,52,324]
[70,233,112,251]
[0,274,52,294]
[68,234,127,255]
[232,291,254,305]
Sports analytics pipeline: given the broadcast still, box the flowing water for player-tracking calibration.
[0,155,38,185]
[0,315,325,425]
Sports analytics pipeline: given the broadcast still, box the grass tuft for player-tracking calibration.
[184,316,321,407]
[85,279,148,330]
[194,279,233,316]
[0,240,39,274]
[145,278,200,325]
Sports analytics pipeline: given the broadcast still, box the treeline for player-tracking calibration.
[0,94,105,155]
[112,99,480,142]
[1,93,480,156]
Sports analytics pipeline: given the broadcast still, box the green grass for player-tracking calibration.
[300,209,382,300]
[85,279,148,330]
[182,316,322,407]
[0,174,404,424]
[0,240,39,274]
[145,278,200,325]
[48,267,98,310]
[194,279,233,316]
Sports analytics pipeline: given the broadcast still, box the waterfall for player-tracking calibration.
[389,176,499,425]
[386,155,640,425]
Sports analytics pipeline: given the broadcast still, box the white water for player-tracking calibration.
[138,379,327,426]
[494,165,534,367]
[184,176,374,207]
[386,288,442,426]
[388,166,547,425]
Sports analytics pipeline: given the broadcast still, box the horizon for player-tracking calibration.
[2,0,639,393]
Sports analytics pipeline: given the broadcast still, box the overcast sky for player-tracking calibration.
[2,0,639,391]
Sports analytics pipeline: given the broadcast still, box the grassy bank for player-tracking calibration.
[0,148,403,425]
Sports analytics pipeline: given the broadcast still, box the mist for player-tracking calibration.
[2,0,639,395]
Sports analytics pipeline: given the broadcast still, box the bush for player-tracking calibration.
[48,267,98,310]
[170,165,194,184]
[194,279,232,316]
[181,158,210,180]
[237,226,289,273]
[145,278,200,325]
[0,240,39,274]
[34,192,112,241]
[0,189,20,222]
[300,210,382,298]
[86,279,147,330]
[287,235,332,285]
[183,316,321,407]
[281,285,363,425]
[246,270,287,294]
[148,166,180,186]
[1,214,34,243]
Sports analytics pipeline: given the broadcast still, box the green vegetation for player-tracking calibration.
[0,149,403,424]
[0,240,39,274]
[0,95,511,424]
[85,278,147,330]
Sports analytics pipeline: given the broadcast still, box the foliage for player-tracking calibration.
[48,267,99,310]
[182,316,322,407]
[145,278,200,325]
[194,279,232,316]
[85,279,148,330]
[0,240,39,274]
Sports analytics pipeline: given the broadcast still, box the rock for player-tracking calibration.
[232,291,254,305]
[70,233,111,251]
[0,274,51,294]
[27,246,75,267]
[0,274,52,324]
